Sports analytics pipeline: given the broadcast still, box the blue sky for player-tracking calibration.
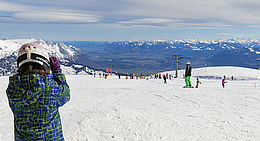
[1,0,260,41]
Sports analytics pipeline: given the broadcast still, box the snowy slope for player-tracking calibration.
[1,67,260,140]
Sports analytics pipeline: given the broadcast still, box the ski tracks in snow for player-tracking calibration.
[60,76,260,140]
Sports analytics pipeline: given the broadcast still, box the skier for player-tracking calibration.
[195,78,201,88]
[6,43,70,140]
[222,78,227,88]
[184,61,193,88]
[163,74,167,84]
[118,73,121,79]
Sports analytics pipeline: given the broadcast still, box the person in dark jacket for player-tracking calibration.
[6,43,70,141]
[163,74,167,84]
[184,61,193,88]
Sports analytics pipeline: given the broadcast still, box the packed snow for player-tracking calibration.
[1,66,260,140]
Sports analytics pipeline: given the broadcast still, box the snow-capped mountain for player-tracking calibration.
[66,38,260,74]
[0,38,98,76]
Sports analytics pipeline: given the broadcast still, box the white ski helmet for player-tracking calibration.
[17,43,50,72]
[186,61,190,65]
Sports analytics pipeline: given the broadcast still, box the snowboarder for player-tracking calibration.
[195,78,201,88]
[6,43,70,140]
[222,79,227,88]
[184,61,193,88]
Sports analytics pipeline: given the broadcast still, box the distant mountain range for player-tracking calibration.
[63,38,260,74]
[1,38,260,76]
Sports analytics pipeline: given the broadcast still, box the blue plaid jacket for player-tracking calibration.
[6,72,70,141]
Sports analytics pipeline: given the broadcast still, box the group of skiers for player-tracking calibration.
[92,61,232,89]
[118,73,172,81]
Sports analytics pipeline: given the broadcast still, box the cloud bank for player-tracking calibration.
[1,0,260,27]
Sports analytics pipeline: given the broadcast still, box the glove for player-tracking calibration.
[49,57,62,73]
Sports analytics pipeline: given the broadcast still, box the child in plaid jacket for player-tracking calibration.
[6,43,70,141]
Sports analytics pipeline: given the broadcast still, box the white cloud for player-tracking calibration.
[118,18,183,26]
[0,1,102,23]
[12,12,102,23]
[2,0,260,27]
[0,1,29,11]
[113,0,260,28]
[0,17,16,22]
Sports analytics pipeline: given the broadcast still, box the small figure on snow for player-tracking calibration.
[136,73,139,79]
[163,74,167,84]
[195,78,201,88]
[222,79,227,88]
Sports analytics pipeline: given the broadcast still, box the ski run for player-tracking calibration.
[1,66,260,141]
